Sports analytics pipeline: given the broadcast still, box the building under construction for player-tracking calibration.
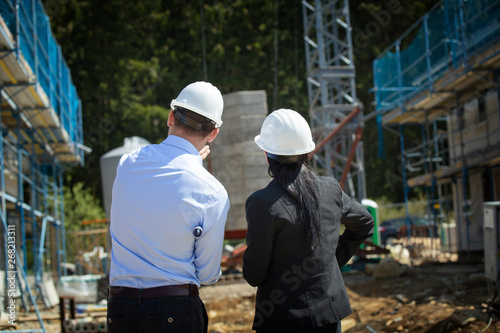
[0,0,84,322]
[371,0,500,257]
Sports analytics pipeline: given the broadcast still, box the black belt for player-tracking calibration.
[109,284,199,299]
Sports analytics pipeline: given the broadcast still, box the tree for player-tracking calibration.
[63,179,106,232]
[45,0,439,219]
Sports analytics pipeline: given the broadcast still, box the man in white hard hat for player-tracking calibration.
[107,81,230,333]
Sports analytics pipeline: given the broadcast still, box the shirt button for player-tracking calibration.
[192,226,203,237]
[168,317,174,323]
[108,318,112,324]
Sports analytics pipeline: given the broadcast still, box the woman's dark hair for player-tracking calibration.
[267,154,322,248]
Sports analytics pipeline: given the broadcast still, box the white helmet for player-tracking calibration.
[255,109,315,156]
[170,81,224,127]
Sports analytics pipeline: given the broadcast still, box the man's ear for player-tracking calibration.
[206,128,219,143]
[167,110,175,127]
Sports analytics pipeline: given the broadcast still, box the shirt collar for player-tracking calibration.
[163,135,202,164]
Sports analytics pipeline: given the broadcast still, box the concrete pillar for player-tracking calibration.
[210,90,270,235]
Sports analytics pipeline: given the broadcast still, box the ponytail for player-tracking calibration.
[267,154,322,248]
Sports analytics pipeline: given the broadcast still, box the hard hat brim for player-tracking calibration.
[254,135,315,156]
[171,100,223,128]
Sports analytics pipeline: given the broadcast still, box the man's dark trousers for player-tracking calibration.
[107,294,208,333]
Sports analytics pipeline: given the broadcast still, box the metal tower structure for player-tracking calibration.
[302,0,366,199]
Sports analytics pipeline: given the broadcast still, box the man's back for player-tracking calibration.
[107,81,227,333]
[110,135,229,289]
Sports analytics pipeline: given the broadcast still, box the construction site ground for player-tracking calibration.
[7,258,500,333]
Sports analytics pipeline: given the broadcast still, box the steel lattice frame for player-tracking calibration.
[302,0,366,199]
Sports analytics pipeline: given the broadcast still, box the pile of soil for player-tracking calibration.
[202,261,499,333]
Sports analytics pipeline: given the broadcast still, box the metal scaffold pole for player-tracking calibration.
[369,0,500,260]
[302,0,366,200]
[0,0,86,330]
[0,89,47,332]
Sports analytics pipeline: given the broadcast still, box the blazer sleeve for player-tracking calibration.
[243,193,275,287]
[336,191,374,267]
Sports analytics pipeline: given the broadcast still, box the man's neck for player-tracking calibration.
[168,128,205,152]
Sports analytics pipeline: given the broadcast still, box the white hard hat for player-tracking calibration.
[170,81,224,127]
[255,109,315,156]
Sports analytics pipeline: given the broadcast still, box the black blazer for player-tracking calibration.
[243,177,374,332]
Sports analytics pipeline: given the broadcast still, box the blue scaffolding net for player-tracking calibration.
[0,0,83,151]
[0,1,84,331]
[373,0,500,158]
[374,0,500,113]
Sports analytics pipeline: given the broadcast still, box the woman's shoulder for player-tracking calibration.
[247,180,285,204]
[315,176,343,200]
[317,175,341,187]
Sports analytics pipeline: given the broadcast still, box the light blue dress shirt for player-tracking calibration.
[109,135,230,288]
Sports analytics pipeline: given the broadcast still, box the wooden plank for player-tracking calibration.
[71,228,108,236]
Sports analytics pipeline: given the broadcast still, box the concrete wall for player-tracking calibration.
[451,172,487,252]
[448,90,500,166]
[446,90,500,252]
[210,90,270,234]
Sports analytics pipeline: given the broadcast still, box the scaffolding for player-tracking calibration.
[0,0,84,331]
[369,0,500,258]
[302,0,366,200]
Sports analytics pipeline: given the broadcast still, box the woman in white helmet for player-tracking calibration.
[243,109,374,333]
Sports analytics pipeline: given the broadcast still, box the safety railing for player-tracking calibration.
[0,0,83,152]
[373,0,500,113]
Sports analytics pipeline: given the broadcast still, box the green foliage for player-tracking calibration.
[376,195,428,223]
[44,0,439,214]
[63,178,106,232]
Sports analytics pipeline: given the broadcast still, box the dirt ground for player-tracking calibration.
[202,259,500,333]
[6,259,500,333]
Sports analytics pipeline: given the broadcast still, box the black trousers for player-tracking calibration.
[107,295,208,333]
